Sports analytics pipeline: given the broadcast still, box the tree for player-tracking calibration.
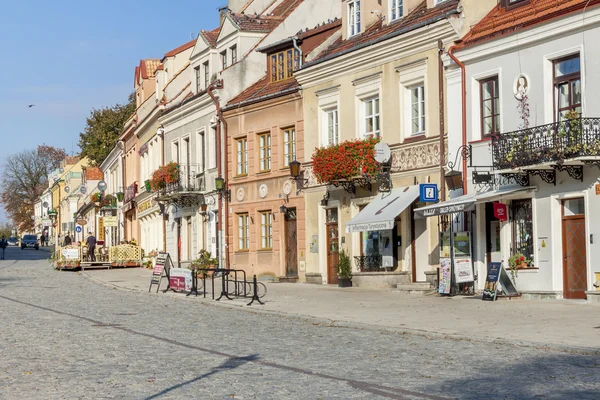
[0,221,13,238]
[78,93,135,166]
[0,145,67,232]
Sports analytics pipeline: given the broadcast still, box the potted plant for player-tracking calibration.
[150,162,179,191]
[337,248,352,288]
[508,253,529,282]
[191,249,218,277]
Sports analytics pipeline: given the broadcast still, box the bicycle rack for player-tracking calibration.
[186,268,265,306]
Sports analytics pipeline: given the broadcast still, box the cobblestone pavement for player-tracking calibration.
[1,249,599,400]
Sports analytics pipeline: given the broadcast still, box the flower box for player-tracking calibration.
[312,138,380,185]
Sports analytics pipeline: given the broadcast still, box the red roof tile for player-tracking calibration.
[460,0,600,47]
[306,0,459,67]
[200,27,220,48]
[164,39,196,57]
[226,76,300,108]
[227,0,303,32]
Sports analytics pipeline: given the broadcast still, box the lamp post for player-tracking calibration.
[214,177,231,270]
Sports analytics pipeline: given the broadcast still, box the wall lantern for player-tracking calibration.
[279,205,288,214]
[444,170,464,191]
[215,177,231,202]
[289,160,309,190]
[445,145,472,192]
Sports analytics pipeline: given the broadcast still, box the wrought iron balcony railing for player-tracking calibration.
[160,164,206,195]
[492,117,600,170]
[354,254,382,272]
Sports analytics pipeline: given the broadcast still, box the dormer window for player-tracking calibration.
[270,48,300,82]
[390,0,403,21]
[221,51,228,69]
[348,0,361,36]
[501,0,529,9]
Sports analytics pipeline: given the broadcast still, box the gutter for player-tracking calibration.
[447,45,467,195]
[300,8,460,70]
[292,36,302,68]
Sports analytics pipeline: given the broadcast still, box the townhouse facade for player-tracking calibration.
[431,0,600,300]
[99,144,125,247]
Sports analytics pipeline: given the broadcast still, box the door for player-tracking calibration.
[326,208,339,284]
[562,198,587,299]
[413,218,428,282]
[285,209,298,277]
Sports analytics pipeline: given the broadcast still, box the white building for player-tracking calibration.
[440,0,600,300]
[100,143,125,247]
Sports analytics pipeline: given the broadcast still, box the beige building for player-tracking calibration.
[295,0,494,287]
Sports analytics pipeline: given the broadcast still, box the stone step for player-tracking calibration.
[392,282,434,295]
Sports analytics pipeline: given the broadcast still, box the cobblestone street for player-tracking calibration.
[1,249,599,400]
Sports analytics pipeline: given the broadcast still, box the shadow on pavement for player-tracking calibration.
[144,354,260,400]
[422,354,600,400]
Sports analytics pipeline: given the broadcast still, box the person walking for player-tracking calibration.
[86,232,97,262]
[0,236,7,260]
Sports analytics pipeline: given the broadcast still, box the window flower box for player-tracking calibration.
[312,137,380,185]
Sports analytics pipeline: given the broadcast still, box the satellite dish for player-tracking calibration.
[374,142,391,164]
[98,181,107,192]
[80,186,87,194]
[64,186,70,193]
[42,201,49,208]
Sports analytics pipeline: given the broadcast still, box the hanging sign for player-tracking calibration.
[482,262,501,301]
[77,219,88,226]
[493,202,508,221]
[438,258,452,295]
[97,217,105,242]
[454,258,474,283]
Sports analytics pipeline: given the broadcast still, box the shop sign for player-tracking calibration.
[493,202,508,221]
[97,217,105,242]
[61,247,80,260]
[103,216,118,227]
[42,219,52,227]
[416,202,475,218]
[138,199,153,213]
[438,258,452,295]
[77,219,87,226]
[454,258,474,283]
[169,268,192,291]
[347,221,394,233]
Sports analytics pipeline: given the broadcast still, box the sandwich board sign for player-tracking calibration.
[482,262,519,301]
[148,252,172,293]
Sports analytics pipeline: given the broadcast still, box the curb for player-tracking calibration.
[78,269,600,356]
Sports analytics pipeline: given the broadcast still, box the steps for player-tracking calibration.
[392,282,434,295]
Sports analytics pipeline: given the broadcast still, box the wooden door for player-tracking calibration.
[326,208,339,284]
[562,199,587,299]
[285,209,298,277]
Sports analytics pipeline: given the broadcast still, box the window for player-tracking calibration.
[195,66,201,93]
[259,211,273,249]
[236,137,247,176]
[258,133,271,172]
[198,130,206,172]
[390,0,403,21]
[270,48,300,82]
[230,45,237,64]
[327,109,339,145]
[364,97,380,138]
[220,51,227,69]
[480,76,500,136]
[501,0,529,9]
[411,84,425,135]
[553,54,581,121]
[282,127,296,167]
[511,199,533,265]
[203,61,210,88]
[348,0,361,36]
[238,213,249,250]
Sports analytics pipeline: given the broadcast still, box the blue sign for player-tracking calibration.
[75,226,82,233]
[419,184,438,203]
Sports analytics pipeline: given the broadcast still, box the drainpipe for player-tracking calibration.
[292,37,303,67]
[206,80,230,269]
[447,45,468,195]
[438,40,446,201]
[158,125,166,252]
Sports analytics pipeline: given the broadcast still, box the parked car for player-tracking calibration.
[21,234,39,250]
[7,237,18,246]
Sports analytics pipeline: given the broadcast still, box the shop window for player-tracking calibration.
[510,199,533,264]
[553,54,581,121]
[259,211,273,249]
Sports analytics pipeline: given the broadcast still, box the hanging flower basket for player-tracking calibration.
[150,162,179,191]
[311,137,380,185]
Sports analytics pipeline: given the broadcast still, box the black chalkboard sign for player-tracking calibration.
[499,267,519,297]
[148,252,171,293]
[482,262,501,301]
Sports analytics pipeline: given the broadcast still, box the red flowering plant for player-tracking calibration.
[149,162,179,191]
[508,252,530,281]
[311,137,380,184]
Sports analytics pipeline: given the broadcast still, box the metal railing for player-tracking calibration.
[492,117,600,170]
[161,164,206,194]
[354,254,382,272]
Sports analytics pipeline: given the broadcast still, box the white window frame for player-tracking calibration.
[434,0,450,5]
[390,0,403,21]
[316,86,341,147]
[363,97,380,138]
[410,84,425,135]
[326,108,339,146]
[348,0,361,37]
[282,127,296,167]
[230,45,237,64]
[220,50,227,70]
[398,61,427,140]
[353,73,382,139]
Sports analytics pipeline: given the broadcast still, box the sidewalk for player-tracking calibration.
[81,267,600,352]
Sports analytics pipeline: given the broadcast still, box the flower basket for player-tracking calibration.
[150,162,179,191]
[312,138,380,185]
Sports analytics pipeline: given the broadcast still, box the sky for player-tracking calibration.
[0,0,225,222]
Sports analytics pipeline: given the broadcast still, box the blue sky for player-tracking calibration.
[0,0,225,222]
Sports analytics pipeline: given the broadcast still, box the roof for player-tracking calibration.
[163,39,196,58]
[143,59,161,79]
[227,0,303,32]
[200,27,220,48]
[459,0,600,47]
[225,76,300,110]
[304,0,459,68]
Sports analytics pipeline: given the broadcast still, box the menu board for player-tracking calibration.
[482,262,501,301]
[454,258,474,283]
[438,258,452,295]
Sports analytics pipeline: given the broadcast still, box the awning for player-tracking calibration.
[414,186,536,218]
[346,186,420,233]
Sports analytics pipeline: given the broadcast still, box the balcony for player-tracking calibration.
[159,164,206,195]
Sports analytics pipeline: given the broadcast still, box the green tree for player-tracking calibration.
[0,145,66,232]
[78,93,135,166]
[0,221,13,238]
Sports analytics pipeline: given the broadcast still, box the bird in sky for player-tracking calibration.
[28,104,35,108]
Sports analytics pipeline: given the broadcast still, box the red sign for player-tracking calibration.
[493,202,508,221]
[169,276,186,291]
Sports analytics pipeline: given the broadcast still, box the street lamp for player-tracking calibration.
[289,160,308,189]
[215,177,231,202]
